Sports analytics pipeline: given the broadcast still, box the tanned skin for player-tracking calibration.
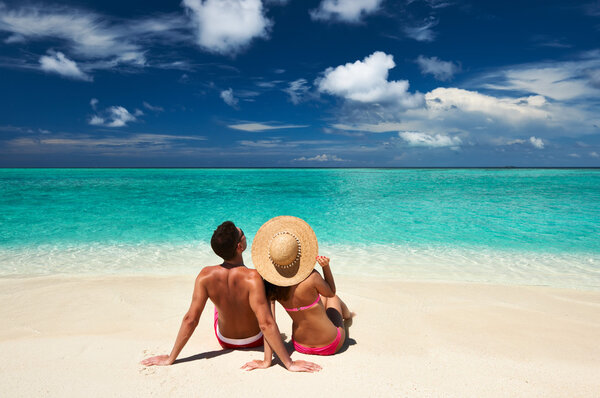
[141,227,321,373]
[242,256,353,370]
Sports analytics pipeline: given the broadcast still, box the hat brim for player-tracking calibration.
[251,216,318,287]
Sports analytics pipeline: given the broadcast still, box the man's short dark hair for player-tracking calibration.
[211,221,240,261]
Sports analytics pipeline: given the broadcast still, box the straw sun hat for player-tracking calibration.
[251,216,318,287]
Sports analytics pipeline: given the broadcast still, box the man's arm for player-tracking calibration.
[141,273,209,366]
[246,274,321,372]
[241,300,275,371]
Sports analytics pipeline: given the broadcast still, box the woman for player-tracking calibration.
[242,216,353,370]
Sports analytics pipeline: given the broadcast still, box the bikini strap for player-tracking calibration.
[284,295,321,312]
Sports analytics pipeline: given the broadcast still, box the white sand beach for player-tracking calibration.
[1,275,599,397]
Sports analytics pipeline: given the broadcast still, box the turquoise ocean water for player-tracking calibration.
[1,168,599,289]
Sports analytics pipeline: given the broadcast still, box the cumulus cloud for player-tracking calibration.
[310,0,382,23]
[90,98,99,110]
[220,88,239,107]
[416,55,460,81]
[507,136,545,149]
[284,79,310,104]
[228,122,308,132]
[317,51,424,108]
[529,136,544,149]
[294,154,344,162]
[403,17,438,42]
[88,104,138,128]
[39,51,92,81]
[399,131,461,148]
[105,106,137,127]
[323,56,600,153]
[426,88,549,123]
[182,0,270,55]
[88,115,105,126]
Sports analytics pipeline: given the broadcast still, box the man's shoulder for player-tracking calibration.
[231,266,261,281]
[194,264,223,283]
[196,265,259,280]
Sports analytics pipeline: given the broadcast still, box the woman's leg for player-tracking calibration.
[323,295,350,353]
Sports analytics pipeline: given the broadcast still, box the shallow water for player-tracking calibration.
[1,168,599,288]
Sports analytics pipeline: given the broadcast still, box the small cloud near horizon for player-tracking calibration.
[228,122,308,132]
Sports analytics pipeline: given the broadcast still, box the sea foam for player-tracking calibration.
[1,242,598,290]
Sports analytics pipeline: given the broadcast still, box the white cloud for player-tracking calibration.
[416,55,460,81]
[568,153,581,158]
[317,51,424,108]
[0,4,147,64]
[332,122,408,133]
[421,0,454,9]
[238,139,288,148]
[310,0,382,23]
[182,0,270,55]
[590,151,599,158]
[0,2,193,76]
[425,88,550,123]
[88,115,105,126]
[403,17,438,42]
[106,106,137,127]
[143,102,164,112]
[294,154,344,162]
[88,105,138,128]
[322,56,600,152]
[90,98,99,110]
[228,122,308,132]
[39,51,91,81]
[284,79,310,104]
[529,136,544,149]
[477,57,600,101]
[220,88,239,107]
[588,68,600,88]
[399,131,461,148]
[5,133,207,154]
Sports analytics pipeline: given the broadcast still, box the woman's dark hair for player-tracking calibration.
[211,221,240,260]
[263,280,291,302]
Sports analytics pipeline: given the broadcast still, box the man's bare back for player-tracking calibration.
[202,263,263,339]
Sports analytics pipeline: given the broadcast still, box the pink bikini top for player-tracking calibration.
[284,296,321,312]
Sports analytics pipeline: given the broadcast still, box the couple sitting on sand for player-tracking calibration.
[141,216,353,372]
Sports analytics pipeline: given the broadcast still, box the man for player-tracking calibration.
[141,221,320,372]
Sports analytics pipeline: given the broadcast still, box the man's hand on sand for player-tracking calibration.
[241,359,272,371]
[140,355,173,366]
[242,359,321,372]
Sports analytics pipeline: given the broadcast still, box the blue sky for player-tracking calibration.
[0,0,599,167]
